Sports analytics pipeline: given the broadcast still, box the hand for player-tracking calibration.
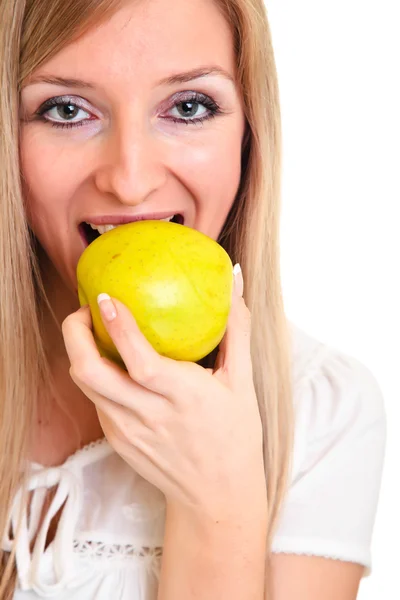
[62,269,266,520]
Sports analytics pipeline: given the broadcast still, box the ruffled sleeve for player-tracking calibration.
[271,338,386,573]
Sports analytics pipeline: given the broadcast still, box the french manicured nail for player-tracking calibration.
[97,293,117,322]
[233,263,244,298]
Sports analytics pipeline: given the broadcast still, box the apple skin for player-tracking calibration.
[76,220,233,364]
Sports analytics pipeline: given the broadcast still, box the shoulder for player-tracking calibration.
[288,322,386,476]
[290,322,386,425]
[271,323,386,569]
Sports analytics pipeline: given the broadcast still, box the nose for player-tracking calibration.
[94,124,168,207]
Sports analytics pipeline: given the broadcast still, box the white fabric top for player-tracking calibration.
[2,324,386,599]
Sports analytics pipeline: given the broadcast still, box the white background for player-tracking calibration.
[266,1,399,599]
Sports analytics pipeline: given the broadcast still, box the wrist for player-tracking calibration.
[166,486,268,535]
[160,489,268,600]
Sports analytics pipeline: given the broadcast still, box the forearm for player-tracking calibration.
[157,499,268,600]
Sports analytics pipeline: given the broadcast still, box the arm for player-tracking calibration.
[265,346,386,600]
[158,530,363,600]
[270,554,364,599]
[157,501,268,600]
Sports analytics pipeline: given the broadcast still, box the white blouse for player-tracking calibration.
[2,324,386,599]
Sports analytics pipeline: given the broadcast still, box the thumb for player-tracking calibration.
[214,264,253,386]
[232,262,244,299]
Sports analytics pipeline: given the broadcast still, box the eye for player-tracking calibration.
[45,103,90,124]
[35,96,95,127]
[162,92,222,125]
[169,101,208,120]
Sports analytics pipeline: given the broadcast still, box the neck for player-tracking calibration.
[32,248,103,466]
[40,253,80,354]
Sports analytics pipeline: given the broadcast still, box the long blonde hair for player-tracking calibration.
[0,0,293,597]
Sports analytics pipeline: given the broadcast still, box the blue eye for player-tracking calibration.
[36,96,93,129]
[164,93,221,125]
[34,91,222,130]
[170,101,208,120]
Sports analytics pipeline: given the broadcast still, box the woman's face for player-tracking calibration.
[19,0,246,294]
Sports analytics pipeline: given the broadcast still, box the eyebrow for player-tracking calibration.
[24,75,95,89]
[24,66,235,89]
[158,66,235,85]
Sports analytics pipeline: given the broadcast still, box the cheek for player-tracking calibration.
[170,125,243,237]
[20,128,81,233]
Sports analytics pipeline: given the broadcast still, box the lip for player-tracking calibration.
[79,211,184,226]
[78,211,185,248]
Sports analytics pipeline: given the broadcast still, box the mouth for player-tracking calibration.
[79,213,184,246]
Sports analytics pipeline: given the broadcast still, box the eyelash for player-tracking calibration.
[34,93,222,130]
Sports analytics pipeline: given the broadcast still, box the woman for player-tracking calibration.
[0,0,386,598]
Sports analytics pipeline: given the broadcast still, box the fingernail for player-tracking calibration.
[97,293,117,321]
[233,263,244,298]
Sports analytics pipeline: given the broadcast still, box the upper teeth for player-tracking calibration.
[86,215,175,235]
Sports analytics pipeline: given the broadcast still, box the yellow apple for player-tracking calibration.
[76,220,233,364]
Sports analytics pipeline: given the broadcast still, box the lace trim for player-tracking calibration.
[66,437,107,462]
[30,437,110,470]
[73,540,163,561]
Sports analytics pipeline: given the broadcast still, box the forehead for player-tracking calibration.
[31,0,236,86]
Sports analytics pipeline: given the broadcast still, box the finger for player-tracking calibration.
[87,397,149,464]
[94,400,181,493]
[97,294,206,399]
[62,305,165,418]
[62,304,97,363]
[215,265,253,387]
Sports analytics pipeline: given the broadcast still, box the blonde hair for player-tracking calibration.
[0,0,293,597]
